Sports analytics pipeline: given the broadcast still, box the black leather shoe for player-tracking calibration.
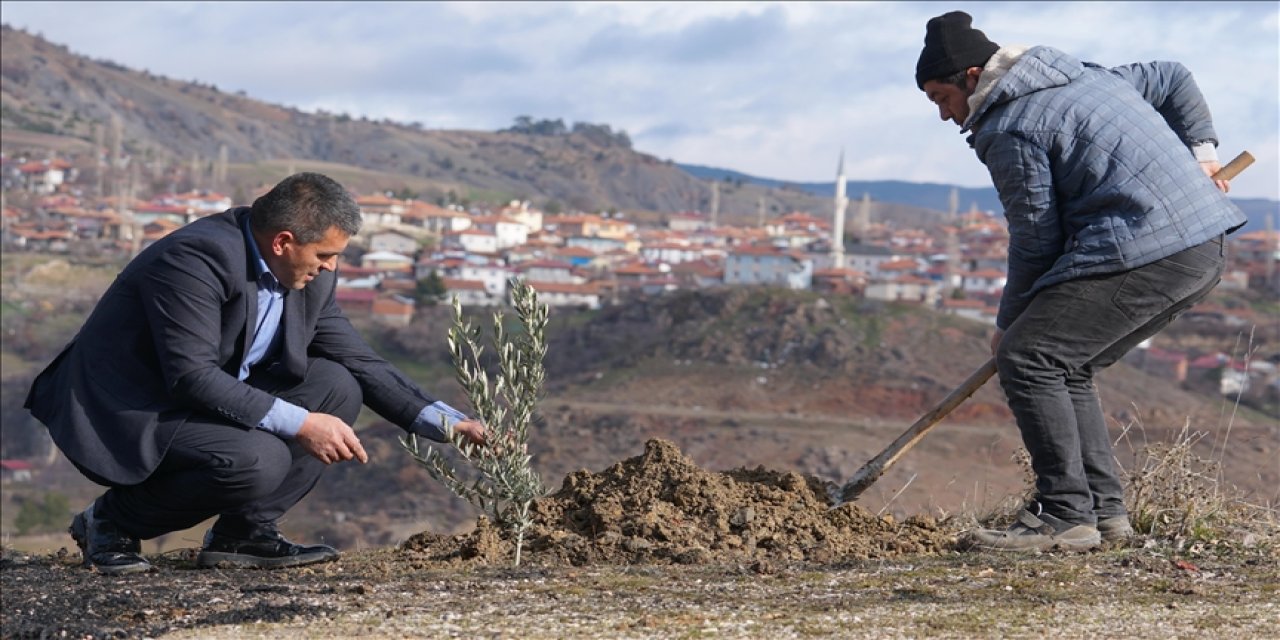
[196,526,339,569]
[68,504,151,576]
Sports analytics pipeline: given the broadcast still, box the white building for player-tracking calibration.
[844,242,908,277]
[471,215,529,249]
[865,276,943,305]
[724,246,813,290]
[961,269,1008,296]
[524,281,602,309]
[520,260,583,284]
[444,278,501,307]
[460,259,512,298]
[641,242,709,265]
[449,229,500,255]
[369,230,420,255]
[498,200,544,233]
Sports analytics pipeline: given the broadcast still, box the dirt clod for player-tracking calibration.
[403,439,958,565]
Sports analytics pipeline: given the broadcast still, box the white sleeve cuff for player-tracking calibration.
[1191,142,1219,163]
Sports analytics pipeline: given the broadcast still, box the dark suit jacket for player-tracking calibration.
[25,207,437,485]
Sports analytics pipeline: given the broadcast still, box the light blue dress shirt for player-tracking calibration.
[240,218,467,442]
[241,218,308,437]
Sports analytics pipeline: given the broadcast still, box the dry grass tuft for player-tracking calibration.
[966,414,1277,557]
[1116,417,1278,553]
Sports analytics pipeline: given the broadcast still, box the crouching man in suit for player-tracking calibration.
[25,172,485,574]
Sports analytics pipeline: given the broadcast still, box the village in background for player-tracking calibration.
[5,141,1279,376]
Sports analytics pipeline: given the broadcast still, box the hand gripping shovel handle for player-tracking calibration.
[835,151,1254,505]
[1213,151,1254,181]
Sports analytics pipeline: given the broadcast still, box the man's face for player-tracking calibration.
[268,225,350,290]
[922,69,979,128]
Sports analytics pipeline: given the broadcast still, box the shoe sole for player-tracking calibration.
[195,550,339,569]
[1100,528,1135,543]
[68,514,152,576]
[968,531,1101,553]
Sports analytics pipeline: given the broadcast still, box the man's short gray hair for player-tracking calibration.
[249,173,362,244]
[939,69,969,90]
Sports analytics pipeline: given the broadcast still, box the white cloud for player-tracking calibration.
[3,1,1276,198]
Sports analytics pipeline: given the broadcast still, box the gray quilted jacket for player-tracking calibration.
[963,46,1247,329]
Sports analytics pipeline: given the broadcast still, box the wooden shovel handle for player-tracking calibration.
[1213,151,1254,181]
[838,358,997,503]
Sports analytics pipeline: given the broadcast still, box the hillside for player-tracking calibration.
[321,288,1276,545]
[4,272,1275,551]
[4,25,1275,229]
[0,24,937,225]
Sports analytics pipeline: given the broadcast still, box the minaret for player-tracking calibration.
[831,150,848,269]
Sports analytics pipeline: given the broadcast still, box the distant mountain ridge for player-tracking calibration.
[681,163,1278,235]
[679,163,1005,215]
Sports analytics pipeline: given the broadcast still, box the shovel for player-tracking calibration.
[834,150,1255,505]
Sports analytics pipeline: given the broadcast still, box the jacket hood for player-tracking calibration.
[962,46,1084,133]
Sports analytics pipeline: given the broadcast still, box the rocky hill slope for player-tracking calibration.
[1,24,938,223]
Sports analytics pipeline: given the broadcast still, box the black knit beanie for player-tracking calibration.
[915,11,1000,89]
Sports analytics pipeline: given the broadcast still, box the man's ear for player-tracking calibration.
[270,230,296,256]
[965,66,983,90]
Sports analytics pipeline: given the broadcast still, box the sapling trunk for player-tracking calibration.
[401,278,548,566]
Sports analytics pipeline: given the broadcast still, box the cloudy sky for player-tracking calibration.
[4,1,1277,199]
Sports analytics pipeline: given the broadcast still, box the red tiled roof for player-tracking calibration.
[526,281,599,295]
[336,288,379,303]
[878,259,921,271]
[520,260,575,271]
[553,246,597,258]
[966,269,1006,279]
[443,278,488,291]
[372,297,414,313]
[942,298,986,309]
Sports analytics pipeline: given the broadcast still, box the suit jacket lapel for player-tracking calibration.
[240,238,258,372]
[280,289,307,380]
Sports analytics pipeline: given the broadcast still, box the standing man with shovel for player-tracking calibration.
[915,11,1247,551]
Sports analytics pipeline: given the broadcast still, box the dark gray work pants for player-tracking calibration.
[996,235,1226,525]
[94,358,362,540]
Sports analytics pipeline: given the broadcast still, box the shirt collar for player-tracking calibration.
[242,214,282,289]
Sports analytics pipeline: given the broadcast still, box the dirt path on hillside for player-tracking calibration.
[546,398,1001,436]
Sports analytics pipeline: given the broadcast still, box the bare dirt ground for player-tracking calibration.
[3,440,1277,639]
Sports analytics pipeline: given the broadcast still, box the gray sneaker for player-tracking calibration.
[969,507,1101,552]
[1097,515,1135,542]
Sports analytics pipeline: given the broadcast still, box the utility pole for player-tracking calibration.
[189,152,202,190]
[92,122,104,197]
[1267,213,1277,293]
[709,180,720,228]
[854,192,871,243]
[127,161,142,257]
[217,143,228,191]
[945,226,961,299]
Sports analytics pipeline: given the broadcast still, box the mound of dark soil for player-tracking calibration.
[402,439,958,565]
